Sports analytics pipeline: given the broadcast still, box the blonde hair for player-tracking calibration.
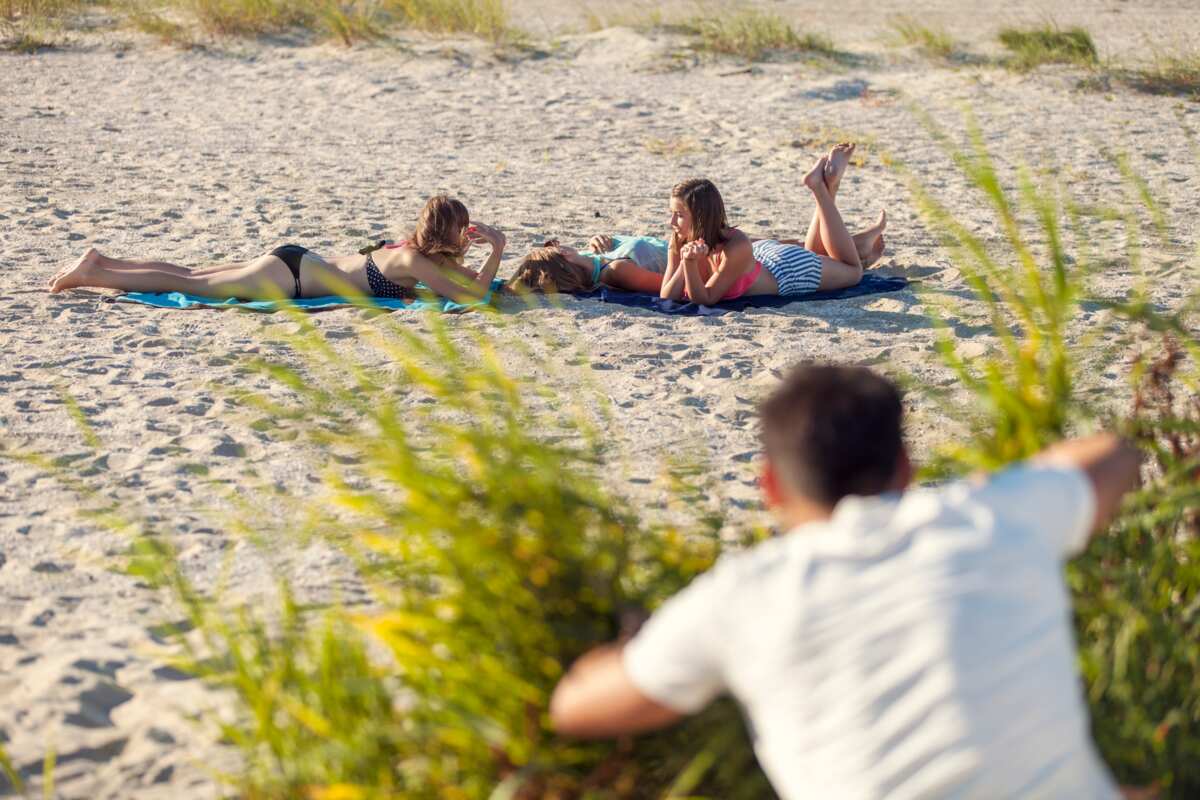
[508,248,597,294]
[411,196,470,262]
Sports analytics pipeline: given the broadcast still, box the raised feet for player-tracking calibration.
[49,247,100,293]
[824,142,856,195]
[803,156,830,193]
[855,210,888,268]
[861,235,885,268]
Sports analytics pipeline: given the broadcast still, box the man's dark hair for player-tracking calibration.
[760,364,904,506]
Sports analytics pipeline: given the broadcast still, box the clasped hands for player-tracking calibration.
[679,239,710,264]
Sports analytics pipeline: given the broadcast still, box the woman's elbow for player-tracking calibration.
[549,684,590,738]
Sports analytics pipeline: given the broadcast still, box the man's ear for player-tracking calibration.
[891,446,915,492]
[761,460,786,509]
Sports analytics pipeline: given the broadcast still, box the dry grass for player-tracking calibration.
[0,0,84,48]
[686,8,834,61]
[582,5,661,33]
[579,5,835,63]
[0,0,83,19]
[0,28,53,47]
[124,6,192,45]
[2,0,509,45]
[1122,49,1200,99]
[387,0,507,40]
[644,135,701,158]
[184,0,307,37]
[888,14,954,59]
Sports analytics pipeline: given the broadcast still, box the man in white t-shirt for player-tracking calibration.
[550,365,1143,799]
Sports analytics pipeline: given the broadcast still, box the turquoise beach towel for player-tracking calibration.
[114,279,505,313]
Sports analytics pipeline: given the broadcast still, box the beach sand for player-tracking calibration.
[2,2,1198,796]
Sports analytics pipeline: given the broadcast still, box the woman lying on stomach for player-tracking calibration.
[48,195,505,305]
[661,143,886,305]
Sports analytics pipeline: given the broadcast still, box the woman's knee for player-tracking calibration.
[817,258,862,291]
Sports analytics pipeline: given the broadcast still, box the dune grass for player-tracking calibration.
[181,0,315,37]
[178,0,505,42]
[580,5,834,62]
[904,116,1200,794]
[0,0,85,22]
[888,14,954,59]
[582,6,661,33]
[644,135,701,158]
[387,0,506,40]
[123,5,192,46]
[998,24,1098,70]
[0,744,21,795]
[684,8,834,62]
[0,0,85,48]
[59,310,770,798]
[1121,49,1200,99]
[2,0,510,45]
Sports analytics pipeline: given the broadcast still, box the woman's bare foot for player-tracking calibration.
[862,235,885,268]
[824,142,856,195]
[49,248,100,293]
[803,157,830,192]
[853,210,887,268]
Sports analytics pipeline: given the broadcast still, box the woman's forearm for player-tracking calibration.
[681,258,715,305]
[660,264,685,299]
[474,245,504,292]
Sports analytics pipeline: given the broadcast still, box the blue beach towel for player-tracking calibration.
[583,273,908,316]
[113,280,505,313]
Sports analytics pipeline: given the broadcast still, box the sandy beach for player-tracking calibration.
[2,1,1198,796]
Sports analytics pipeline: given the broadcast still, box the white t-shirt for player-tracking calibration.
[624,465,1118,800]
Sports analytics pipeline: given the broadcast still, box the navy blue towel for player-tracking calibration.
[586,274,908,316]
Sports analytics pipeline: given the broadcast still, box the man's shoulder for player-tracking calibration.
[707,531,815,589]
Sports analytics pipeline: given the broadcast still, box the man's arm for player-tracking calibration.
[552,566,729,738]
[1034,433,1143,535]
[549,644,684,738]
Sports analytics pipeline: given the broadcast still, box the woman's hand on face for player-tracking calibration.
[467,222,506,250]
[681,240,709,264]
[588,234,614,253]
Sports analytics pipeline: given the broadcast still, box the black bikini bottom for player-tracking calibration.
[269,244,309,298]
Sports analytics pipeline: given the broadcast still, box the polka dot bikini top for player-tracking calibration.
[364,251,415,300]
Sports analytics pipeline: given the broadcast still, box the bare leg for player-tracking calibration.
[781,220,886,267]
[814,254,865,292]
[805,143,854,255]
[49,248,254,287]
[800,143,887,267]
[853,210,887,268]
[50,250,292,298]
[804,158,861,269]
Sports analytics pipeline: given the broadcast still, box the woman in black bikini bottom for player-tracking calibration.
[268,244,311,298]
[45,240,341,300]
[47,242,368,301]
[47,197,507,303]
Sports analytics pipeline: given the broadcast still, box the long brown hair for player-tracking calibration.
[508,248,596,294]
[672,178,729,248]
[411,195,470,261]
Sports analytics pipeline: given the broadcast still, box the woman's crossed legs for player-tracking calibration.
[798,144,887,292]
